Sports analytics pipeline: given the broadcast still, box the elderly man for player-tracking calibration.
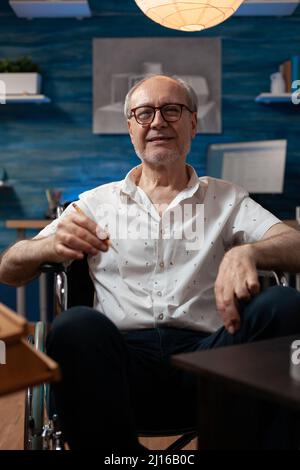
[1,75,300,451]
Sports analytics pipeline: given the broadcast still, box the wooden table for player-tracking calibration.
[5,219,50,237]
[172,335,300,450]
[0,303,60,396]
[5,220,51,319]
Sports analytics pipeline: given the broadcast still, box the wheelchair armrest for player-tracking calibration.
[39,263,69,314]
[257,270,289,287]
[40,263,66,274]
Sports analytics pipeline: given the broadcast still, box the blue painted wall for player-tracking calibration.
[0,3,300,314]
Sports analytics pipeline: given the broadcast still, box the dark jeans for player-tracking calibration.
[46,285,300,450]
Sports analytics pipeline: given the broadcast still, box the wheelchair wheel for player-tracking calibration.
[24,322,46,450]
[24,322,64,450]
[24,333,34,450]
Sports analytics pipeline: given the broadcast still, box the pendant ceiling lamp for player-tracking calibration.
[134,0,244,32]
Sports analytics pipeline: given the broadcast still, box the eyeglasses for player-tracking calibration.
[129,103,194,125]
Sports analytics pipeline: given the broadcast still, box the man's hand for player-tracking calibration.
[214,245,260,334]
[0,211,110,287]
[49,212,109,263]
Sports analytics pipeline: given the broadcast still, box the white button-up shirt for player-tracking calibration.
[37,164,280,333]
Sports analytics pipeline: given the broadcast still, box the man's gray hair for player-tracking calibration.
[124,74,198,119]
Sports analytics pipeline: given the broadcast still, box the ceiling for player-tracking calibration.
[90,0,300,16]
[0,0,299,18]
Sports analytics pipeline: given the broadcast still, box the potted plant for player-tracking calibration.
[0,57,41,95]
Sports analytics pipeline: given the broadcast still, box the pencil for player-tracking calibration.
[72,202,118,253]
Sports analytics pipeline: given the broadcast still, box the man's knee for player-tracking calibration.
[247,285,300,313]
[241,286,300,336]
[46,306,121,355]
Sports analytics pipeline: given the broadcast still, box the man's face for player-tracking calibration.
[127,77,197,167]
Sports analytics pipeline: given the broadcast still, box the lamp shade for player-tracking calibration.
[134,0,245,31]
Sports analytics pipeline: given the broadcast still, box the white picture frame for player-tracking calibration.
[93,37,221,134]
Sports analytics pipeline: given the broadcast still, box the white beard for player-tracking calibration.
[134,145,182,166]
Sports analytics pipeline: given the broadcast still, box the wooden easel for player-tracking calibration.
[0,303,60,397]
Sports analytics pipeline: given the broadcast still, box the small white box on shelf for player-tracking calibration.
[0,73,41,95]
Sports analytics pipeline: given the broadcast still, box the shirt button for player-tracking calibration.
[158,313,164,320]
[157,291,162,296]
[159,262,164,268]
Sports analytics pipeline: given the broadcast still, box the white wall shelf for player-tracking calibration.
[4,94,51,104]
[255,93,299,104]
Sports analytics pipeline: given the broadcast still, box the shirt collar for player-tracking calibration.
[120,163,201,201]
[120,164,142,200]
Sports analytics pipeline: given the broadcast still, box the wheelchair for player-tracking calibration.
[24,257,199,451]
[23,254,288,451]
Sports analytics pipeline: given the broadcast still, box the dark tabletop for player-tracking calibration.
[172,335,300,410]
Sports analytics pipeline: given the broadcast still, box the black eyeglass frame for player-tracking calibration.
[128,103,195,125]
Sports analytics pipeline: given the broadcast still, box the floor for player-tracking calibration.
[0,392,197,450]
[139,435,197,450]
[0,391,24,450]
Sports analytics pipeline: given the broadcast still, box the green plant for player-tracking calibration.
[0,57,40,73]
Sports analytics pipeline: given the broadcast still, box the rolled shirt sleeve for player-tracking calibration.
[223,196,281,249]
